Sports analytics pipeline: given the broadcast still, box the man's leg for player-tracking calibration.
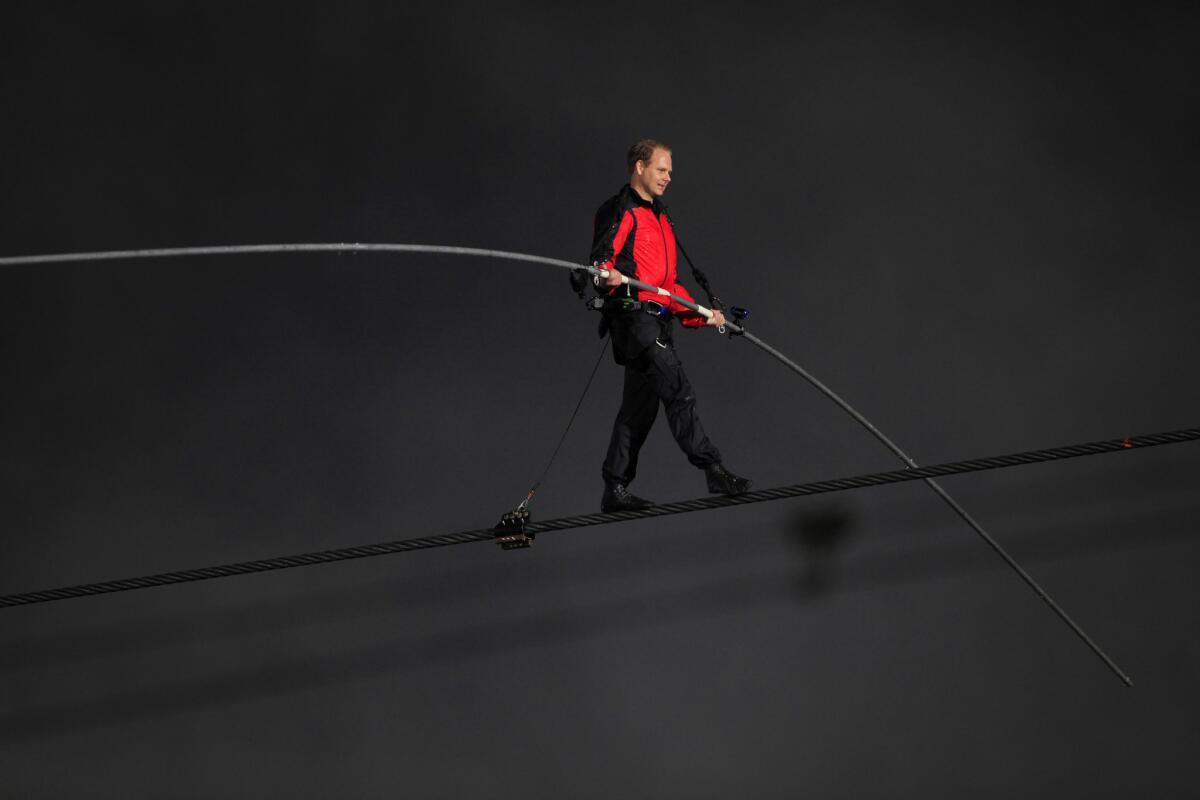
[644,341,751,495]
[602,363,660,486]
[642,343,722,469]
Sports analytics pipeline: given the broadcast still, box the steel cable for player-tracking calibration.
[1,427,1194,610]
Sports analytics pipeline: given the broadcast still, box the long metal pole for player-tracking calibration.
[1,243,1131,685]
[583,266,1131,687]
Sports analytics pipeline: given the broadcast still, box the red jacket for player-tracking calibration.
[590,186,706,328]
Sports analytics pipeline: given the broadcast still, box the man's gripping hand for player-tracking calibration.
[601,268,625,288]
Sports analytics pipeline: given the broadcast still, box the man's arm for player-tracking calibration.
[590,200,635,276]
[663,280,726,328]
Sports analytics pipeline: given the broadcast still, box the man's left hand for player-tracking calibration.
[706,309,727,328]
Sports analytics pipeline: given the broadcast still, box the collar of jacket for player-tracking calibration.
[618,184,668,217]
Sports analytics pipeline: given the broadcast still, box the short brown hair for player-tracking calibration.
[627,139,671,174]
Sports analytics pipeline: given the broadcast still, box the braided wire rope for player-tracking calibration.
[2,428,1194,610]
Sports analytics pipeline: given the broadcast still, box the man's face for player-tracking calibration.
[634,148,673,199]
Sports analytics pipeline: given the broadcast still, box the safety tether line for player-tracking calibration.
[1,428,1194,614]
[0,242,1151,685]
[517,335,610,511]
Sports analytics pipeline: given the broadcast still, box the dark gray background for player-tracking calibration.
[2,2,1198,797]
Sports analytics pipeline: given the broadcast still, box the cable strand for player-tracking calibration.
[2,427,1194,613]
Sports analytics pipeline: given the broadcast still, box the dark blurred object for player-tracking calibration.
[782,505,855,598]
[494,508,533,550]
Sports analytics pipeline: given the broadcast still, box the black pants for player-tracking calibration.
[602,312,722,486]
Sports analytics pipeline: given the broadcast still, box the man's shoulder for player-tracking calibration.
[594,185,635,218]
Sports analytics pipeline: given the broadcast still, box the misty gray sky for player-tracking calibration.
[2,3,1198,798]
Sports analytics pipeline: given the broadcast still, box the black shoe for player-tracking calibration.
[705,463,752,496]
[601,483,655,513]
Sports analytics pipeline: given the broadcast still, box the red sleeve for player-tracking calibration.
[596,211,634,280]
[667,281,707,328]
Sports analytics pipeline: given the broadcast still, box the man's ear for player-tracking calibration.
[634,160,645,176]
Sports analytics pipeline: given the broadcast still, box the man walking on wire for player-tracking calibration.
[588,139,751,512]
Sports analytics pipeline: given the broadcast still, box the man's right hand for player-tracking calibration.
[706,309,727,328]
[601,268,625,288]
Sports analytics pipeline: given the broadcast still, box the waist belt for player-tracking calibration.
[604,298,670,316]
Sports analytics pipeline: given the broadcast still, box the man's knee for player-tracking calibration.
[643,349,690,399]
[665,390,696,411]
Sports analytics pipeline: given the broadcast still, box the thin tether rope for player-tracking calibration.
[1,428,1194,614]
[517,335,610,511]
[0,242,1143,684]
